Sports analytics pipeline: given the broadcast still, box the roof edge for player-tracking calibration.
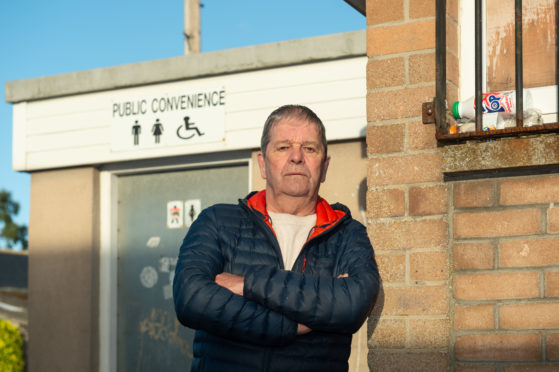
[5,30,365,103]
[343,0,366,16]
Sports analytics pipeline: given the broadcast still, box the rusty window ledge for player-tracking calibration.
[424,0,559,144]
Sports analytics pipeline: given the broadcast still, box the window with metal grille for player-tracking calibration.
[423,0,559,142]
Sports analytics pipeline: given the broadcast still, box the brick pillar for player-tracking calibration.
[365,0,457,369]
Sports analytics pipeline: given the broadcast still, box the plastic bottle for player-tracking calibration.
[452,89,533,120]
[452,85,559,130]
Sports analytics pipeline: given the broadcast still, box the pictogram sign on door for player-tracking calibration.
[117,164,248,371]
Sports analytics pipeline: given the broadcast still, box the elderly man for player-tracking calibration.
[173,104,379,371]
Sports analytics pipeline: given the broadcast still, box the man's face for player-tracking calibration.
[258,117,330,200]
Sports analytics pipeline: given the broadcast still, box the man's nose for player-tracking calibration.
[289,146,304,163]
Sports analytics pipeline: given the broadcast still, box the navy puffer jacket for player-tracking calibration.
[173,191,379,372]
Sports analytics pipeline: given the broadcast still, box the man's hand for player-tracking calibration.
[215,272,244,296]
[297,323,312,335]
[337,273,349,278]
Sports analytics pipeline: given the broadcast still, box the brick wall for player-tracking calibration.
[365,0,456,370]
[365,0,559,371]
[453,175,559,370]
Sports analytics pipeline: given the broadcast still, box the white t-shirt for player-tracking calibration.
[268,211,317,270]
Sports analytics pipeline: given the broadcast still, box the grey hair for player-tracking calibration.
[260,105,327,159]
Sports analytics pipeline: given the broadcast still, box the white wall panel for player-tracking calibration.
[26,127,109,152]
[17,56,367,171]
[227,79,364,112]
[222,58,365,95]
[26,113,107,135]
[12,103,27,171]
[25,93,107,119]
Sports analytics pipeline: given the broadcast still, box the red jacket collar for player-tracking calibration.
[247,190,345,240]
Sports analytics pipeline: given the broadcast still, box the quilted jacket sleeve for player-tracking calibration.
[243,220,379,334]
[173,207,298,346]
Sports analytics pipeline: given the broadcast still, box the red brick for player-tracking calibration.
[408,120,437,150]
[546,271,559,297]
[368,218,448,251]
[383,285,448,315]
[366,124,404,154]
[366,0,404,26]
[409,184,448,216]
[503,366,559,372]
[367,20,435,56]
[368,318,406,348]
[367,188,405,218]
[500,303,559,329]
[447,49,460,86]
[446,17,458,57]
[409,52,435,84]
[410,0,435,19]
[454,304,494,330]
[448,0,459,21]
[455,333,541,361]
[548,333,559,360]
[367,57,405,89]
[375,253,405,283]
[499,238,559,268]
[454,209,542,238]
[454,272,540,300]
[456,366,496,372]
[548,205,559,233]
[367,86,435,121]
[453,242,494,270]
[410,251,448,281]
[454,180,494,208]
[500,175,559,205]
[408,318,449,348]
[446,81,459,109]
[369,351,449,371]
[368,152,442,186]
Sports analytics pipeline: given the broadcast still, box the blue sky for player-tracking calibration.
[0,0,365,229]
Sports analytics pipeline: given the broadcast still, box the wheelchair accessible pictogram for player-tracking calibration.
[176,116,204,140]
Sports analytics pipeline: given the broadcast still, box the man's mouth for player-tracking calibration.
[285,170,307,176]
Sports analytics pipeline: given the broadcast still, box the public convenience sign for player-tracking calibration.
[110,86,226,152]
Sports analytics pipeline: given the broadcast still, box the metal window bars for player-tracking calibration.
[422,0,559,142]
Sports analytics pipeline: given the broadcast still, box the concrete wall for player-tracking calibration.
[365,0,559,370]
[28,167,99,372]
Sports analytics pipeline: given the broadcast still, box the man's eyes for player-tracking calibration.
[275,144,318,152]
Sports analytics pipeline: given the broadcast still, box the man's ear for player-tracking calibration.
[320,155,330,183]
[257,152,267,180]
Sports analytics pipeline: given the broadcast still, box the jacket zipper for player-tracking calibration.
[297,216,346,273]
[241,197,348,274]
[240,200,285,269]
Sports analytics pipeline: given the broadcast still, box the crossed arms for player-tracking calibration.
[214,272,347,335]
[173,207,379,346]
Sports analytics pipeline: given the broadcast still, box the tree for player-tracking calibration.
[0,190,28,250]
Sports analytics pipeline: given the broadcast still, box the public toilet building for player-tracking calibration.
[5,31,370,371]
[8,0,559,370]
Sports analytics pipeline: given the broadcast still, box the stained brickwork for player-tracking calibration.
[452,175,559,368]
[366,0,451,369]
[365,0,559,370]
